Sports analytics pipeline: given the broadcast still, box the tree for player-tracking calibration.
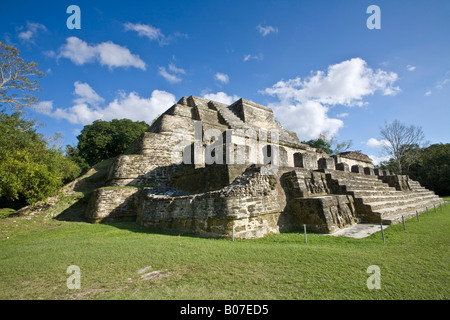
[380,120,426,174]
[69,119,150,168]
[0,41,44,112]
[0,111,80,204]
[302,133,353,155]
[408,144,450,196]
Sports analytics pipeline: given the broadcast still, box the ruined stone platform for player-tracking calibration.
[86,95,443,239]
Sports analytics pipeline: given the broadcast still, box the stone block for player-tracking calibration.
[318,157,336,170]
[289,195,357,233]
[294,152,317,169]
[336,162,349,172]
[351,165,364,174]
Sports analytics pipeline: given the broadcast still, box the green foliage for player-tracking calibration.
[69,119,150,167]
[408,143,450,196]
[378,143,449,196]
[0,111,81,204]
[302,133,352,155]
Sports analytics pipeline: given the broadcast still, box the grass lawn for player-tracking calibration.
[0,199,449,300]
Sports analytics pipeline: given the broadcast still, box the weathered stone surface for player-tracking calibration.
[290,195,357,233]
[87,187,140,223]
[351,165,364,174]
[333,151,374,170]
[86,95,443,238]
[336,162,349,172]
[318,157,336,170]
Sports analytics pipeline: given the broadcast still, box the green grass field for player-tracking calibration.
[0,198,449,300]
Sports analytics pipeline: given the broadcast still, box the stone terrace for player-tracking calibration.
[86,95,444,239]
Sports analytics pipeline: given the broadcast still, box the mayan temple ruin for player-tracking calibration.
[86,96,443,239]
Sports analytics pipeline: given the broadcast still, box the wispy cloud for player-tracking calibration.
[123,22,188,46]
[243,53,263,62]
[158,67,181,83]
[256,24,278,37]
[123,22,165,44]
[406,65,416,71]
[17,22,47,44]
[168,63,186,75]
[436,78,450,89]
[214,72,229,84]
[58,37,146,70]
[158,63,185,83]
[366,138,390,148]
[368,155,390,166]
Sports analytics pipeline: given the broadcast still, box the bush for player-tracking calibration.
[0,111,81,204]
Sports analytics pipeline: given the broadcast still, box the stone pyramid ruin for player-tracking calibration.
[86,96,443,239]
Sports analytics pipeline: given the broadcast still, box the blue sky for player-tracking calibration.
[2,0,449,164]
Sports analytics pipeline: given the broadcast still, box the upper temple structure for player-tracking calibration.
[86,96,443,238]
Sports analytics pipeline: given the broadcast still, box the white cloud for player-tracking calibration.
[43,50,55,58]
[335,113,349,118]
[425,90,432,96]
[202,92,240,105]
[73,82,104,106]
[36,82,176,125]
[214,72,229,84]
[58,37,146,70]
[261,57,400,140]
[368,155,390,166]
[436,78,450,89]
[406,65,416,71]
[123,22,163,41]
[243,53,263,62]
[18,22,47,43]
[168,63,186,75]
[124,22,188,46]
[256,24,278,37]
[366,138,390,148]
[34,100,53,115]
[158,66,182,83]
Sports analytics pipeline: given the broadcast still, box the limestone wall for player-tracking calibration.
[86,187,140,223]
[332,151,374,169]
[136,166,287,239]
[289,195,357,233]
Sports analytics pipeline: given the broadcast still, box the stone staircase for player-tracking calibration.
[323,169,443,225]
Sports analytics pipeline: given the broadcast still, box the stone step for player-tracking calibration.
[349,189,402,197]
[364,194,440,211]
[373,198,442,220]
[359,191,437,204]
[325,170,381,181]
[344,184,396,191]
[216,105,248,129]
[382,200,444,224]
[334,177,387,186]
